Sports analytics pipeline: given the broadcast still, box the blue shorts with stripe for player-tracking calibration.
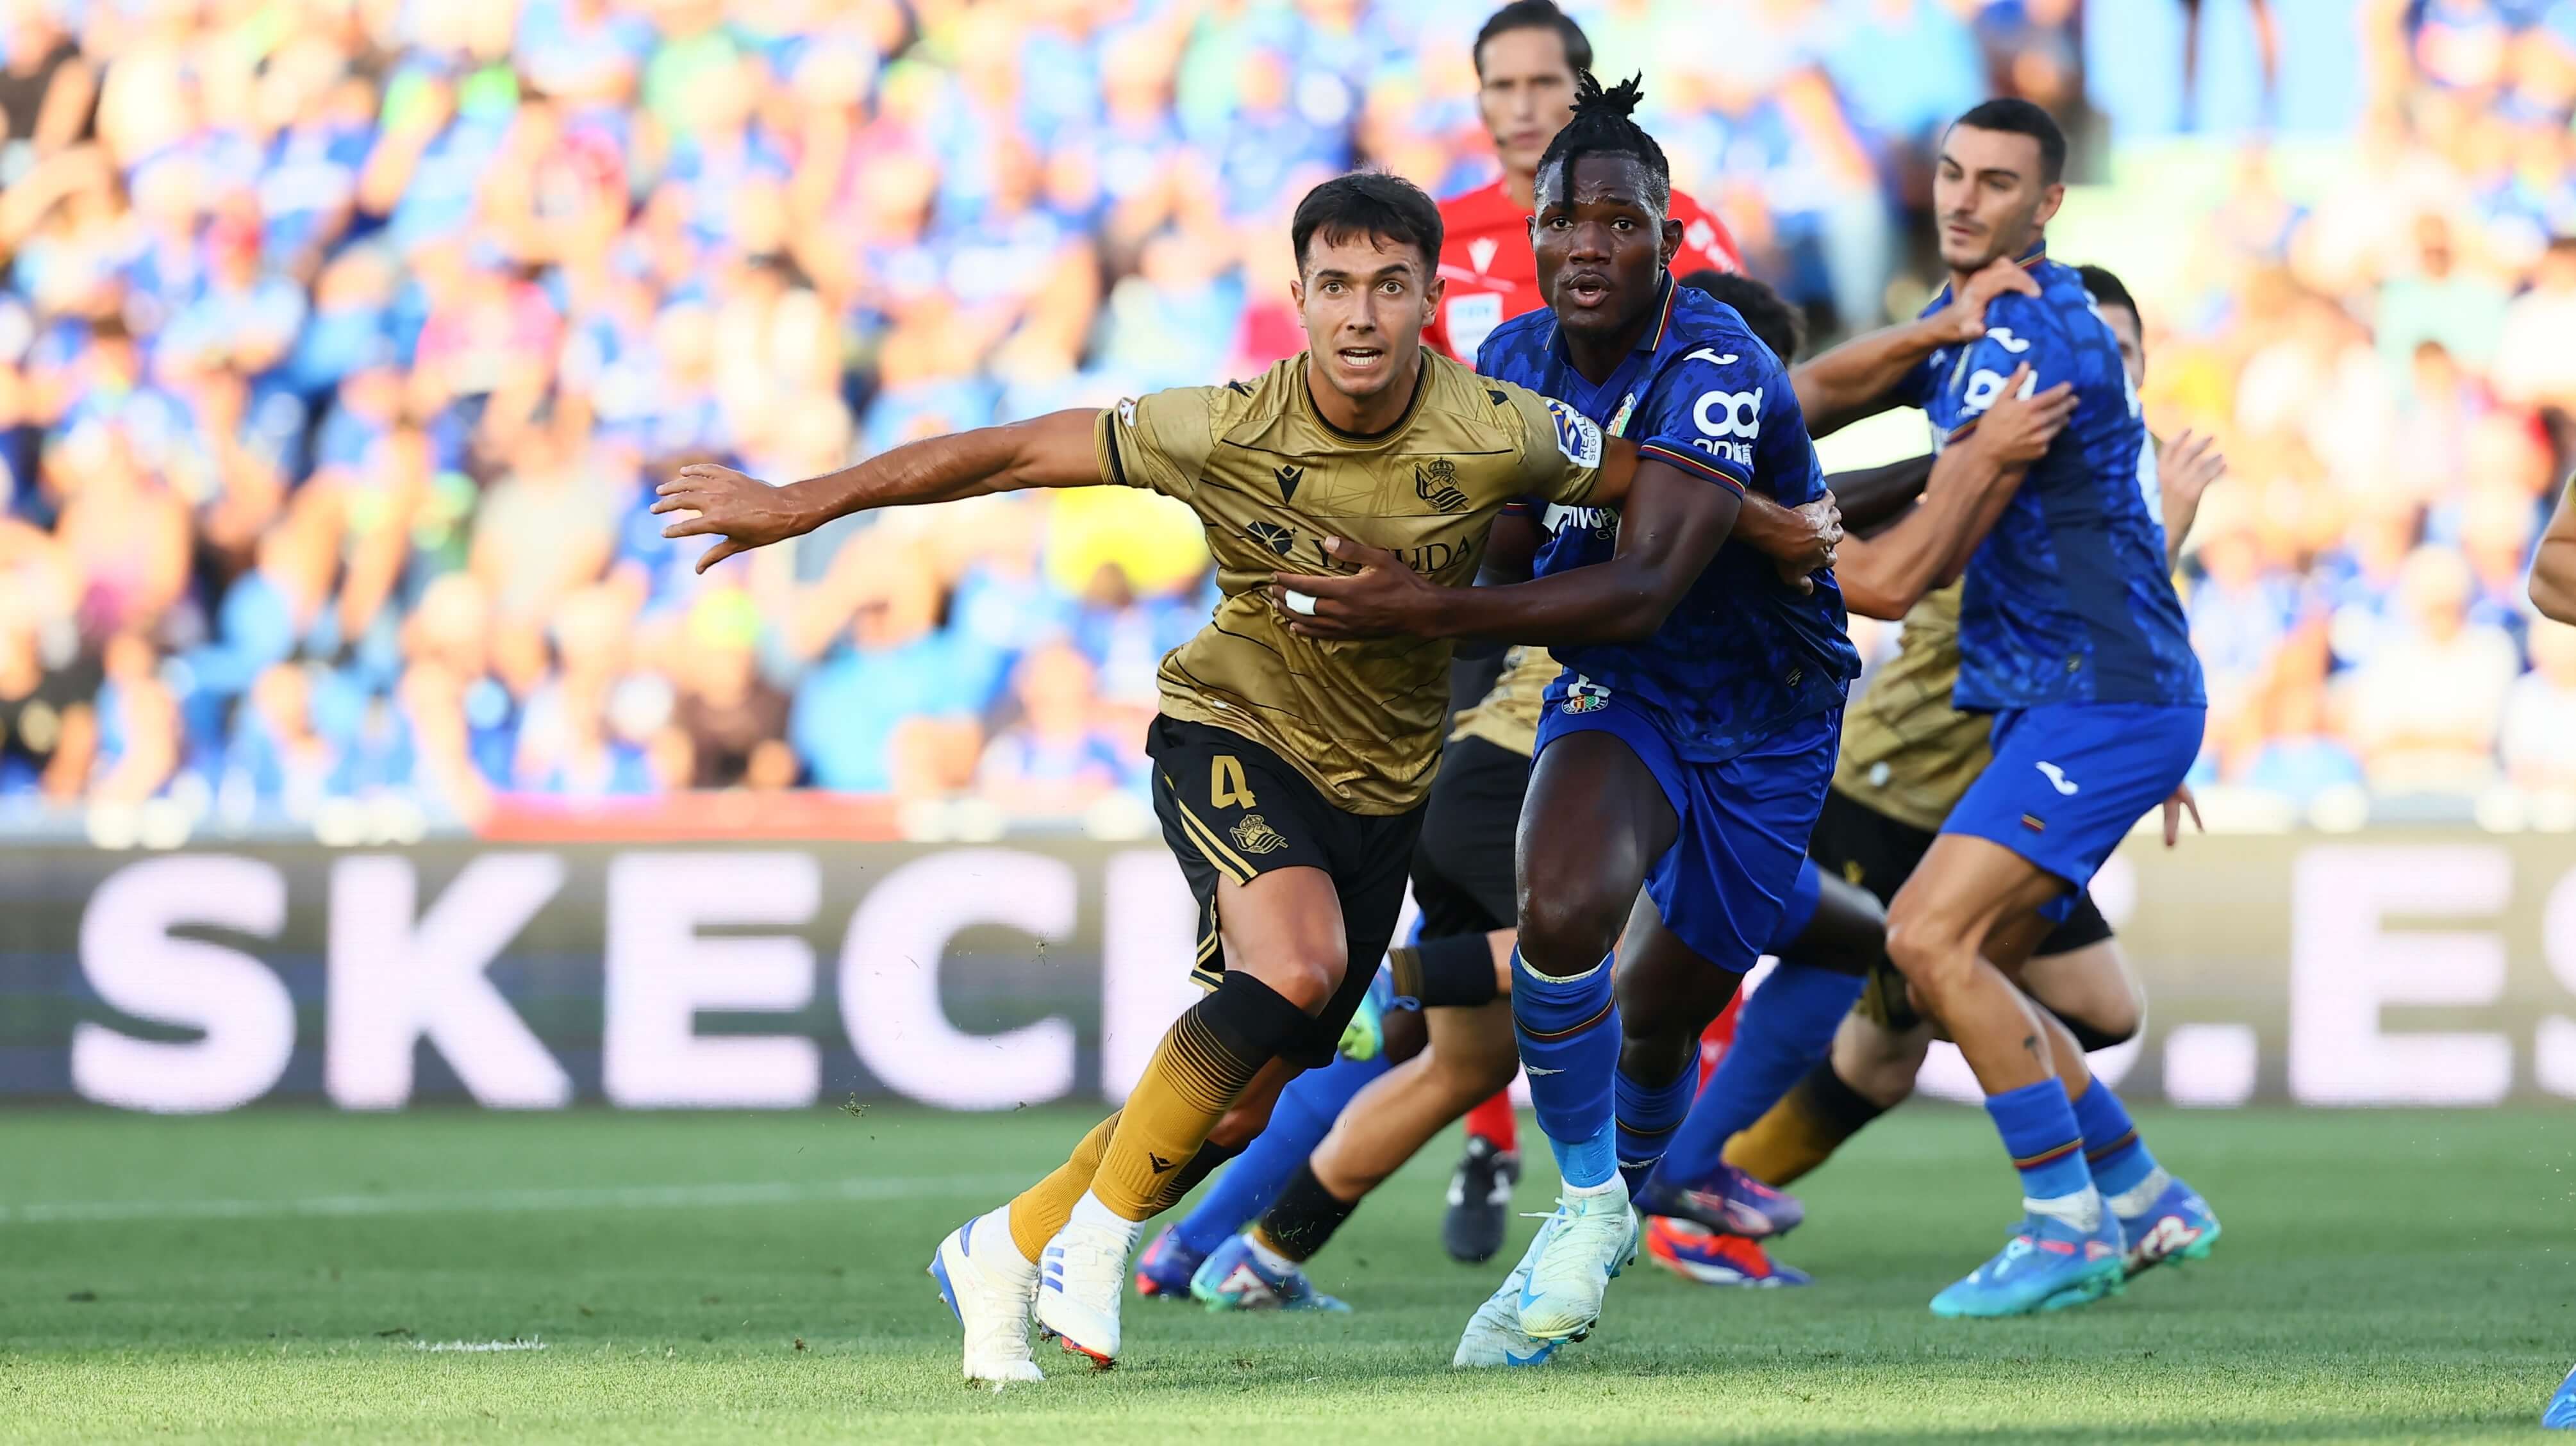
[1533,694,1840,974]
[1940,701,2204,922]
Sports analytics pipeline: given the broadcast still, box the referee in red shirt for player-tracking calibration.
[1424,0,1741,365]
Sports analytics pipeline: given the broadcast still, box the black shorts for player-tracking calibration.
[1147,715,1425,1068]
[1410,734,1529,941]
[1811,786,2113,1035]
[1808,787,2111,954]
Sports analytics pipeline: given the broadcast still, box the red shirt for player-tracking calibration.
[1425,179,1743,363]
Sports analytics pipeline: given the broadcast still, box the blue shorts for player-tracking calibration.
[1941,701,2204,920]
[1767,855,1823,952]
[1534,697,1839,973]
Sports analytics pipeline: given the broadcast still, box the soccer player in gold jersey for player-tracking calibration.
[654,171,1834,1381]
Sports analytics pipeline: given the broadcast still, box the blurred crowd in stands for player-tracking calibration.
[0,0,2566,835]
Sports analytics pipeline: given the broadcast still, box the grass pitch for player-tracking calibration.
[1,1104,2566,1443]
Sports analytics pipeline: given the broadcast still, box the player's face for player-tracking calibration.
[1292,231,1440,404]
[2101,301,2143,390]
[1532,153,1680,345]
[1932,124,2065,273]
[1475,28,1578,179]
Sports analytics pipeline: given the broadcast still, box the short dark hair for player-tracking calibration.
[1950,97,2067,186]
[1681,270,1805,363]
[1534,72,1670,221]
[1474,0,1591,79]
[1290,172,1445,276]
[2075,263,2135,320]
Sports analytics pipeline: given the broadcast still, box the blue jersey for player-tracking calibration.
[1900,246,2206,712]
[1479,278,1859,763]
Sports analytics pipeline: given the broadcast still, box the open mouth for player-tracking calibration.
[1561,272,1612,307]
[1338,345,1387,371]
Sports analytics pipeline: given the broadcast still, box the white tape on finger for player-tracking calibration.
[1285,590,1319,617]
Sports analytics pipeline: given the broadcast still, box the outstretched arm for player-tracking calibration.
[654,409,1103,571]
[1793,256,2041,439]
[1832,363,2073,620]
[1270,458,1740,646]
[2534,481,2576,624]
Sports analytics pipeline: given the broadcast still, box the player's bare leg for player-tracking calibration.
[2019,941,2145,1051]
[1006,865,1349,1367]
[1312,1001,1518,1201]
[1731,935,2145,1187]
[1882,838,2065,1093]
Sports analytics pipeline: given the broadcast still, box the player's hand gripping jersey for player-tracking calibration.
[1098,351,1604,813]
[1477,278,1859,760]
[1897,245,2204,714]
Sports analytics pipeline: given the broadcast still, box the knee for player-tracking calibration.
[1834,1023,1930,1108]
[1616,1027,1699,1087]
[1882,905,1975,996]
[2063,983,2145,1052]
[1515,878,1627,974]
[1247,946,1348,1014]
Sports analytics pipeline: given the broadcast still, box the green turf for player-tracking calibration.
[0,1104,2566,1444]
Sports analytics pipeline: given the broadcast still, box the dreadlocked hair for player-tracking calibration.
[1534,71,1671,221]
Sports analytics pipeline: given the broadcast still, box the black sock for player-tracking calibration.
[1411,927,1504,1010]
[2052,1008,2137,1054]
[1806,1058,1890,1134]
[1153,1136,1246,1211]
[1252,1161,1361,1263]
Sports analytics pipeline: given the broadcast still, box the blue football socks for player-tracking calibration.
[1654,960,1864,1186]
[1511,949,1622,1190]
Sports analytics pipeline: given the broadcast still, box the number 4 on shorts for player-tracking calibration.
[1212,756,1257,810]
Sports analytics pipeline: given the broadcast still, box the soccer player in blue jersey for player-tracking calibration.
[1274,73,1862,1357]
[1847,99,2215,1318]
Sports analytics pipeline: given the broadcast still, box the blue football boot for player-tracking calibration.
[2544,1361,2576,1429]
[2114,1176,2222,1278]
[1133,1225,1206,1301]
[1929,1209,2125,1318]
[1189,1233,1350,1313]
[1633,1161,1806,1240]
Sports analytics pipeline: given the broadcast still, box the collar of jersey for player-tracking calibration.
[1924,238,2051,315]
[1541,272,1677,412]
[1300,351,1432,444]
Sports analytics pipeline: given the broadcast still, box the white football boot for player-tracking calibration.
[1033,1193,1143,1367]
[929,1204,1043,1384]
[1455,1196,1640,1368]
[1514,1176,1637,1341]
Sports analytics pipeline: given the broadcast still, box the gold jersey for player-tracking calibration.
[1830,580,1990,833]
[1097,351,1603,814]
[1450,645,1557,758]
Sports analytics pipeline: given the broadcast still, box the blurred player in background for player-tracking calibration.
[1426,0,1744,1261]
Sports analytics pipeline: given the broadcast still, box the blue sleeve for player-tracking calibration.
[1934,293,2073,444]
[1891,349,1942,410]
[1630,344,1779,497]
